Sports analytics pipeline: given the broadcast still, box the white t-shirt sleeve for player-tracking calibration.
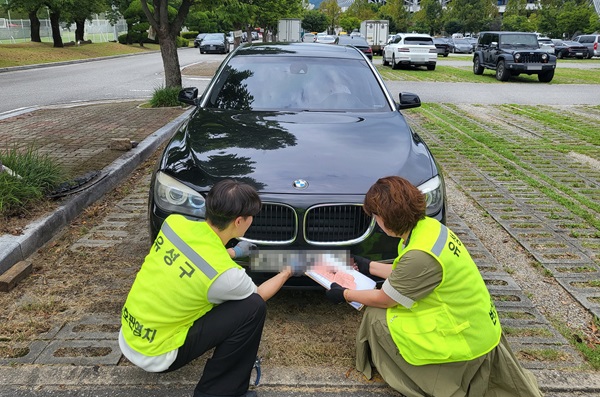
[207,267,258,304]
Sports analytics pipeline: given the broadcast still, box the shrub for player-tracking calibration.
[0,146,65,217]
[176,36,189,48]
[181,31,198,40]
[149,86,184,108]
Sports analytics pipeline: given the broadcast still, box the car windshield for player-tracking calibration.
[205,56,389,112]
[499,34,538,47]
[204,33,223,40]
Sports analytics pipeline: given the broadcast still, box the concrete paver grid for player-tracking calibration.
[0,101,185,178]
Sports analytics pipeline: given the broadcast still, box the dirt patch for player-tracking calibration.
[182,61,221,77]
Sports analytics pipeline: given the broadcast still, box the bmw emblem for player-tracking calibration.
[293,179,309,190]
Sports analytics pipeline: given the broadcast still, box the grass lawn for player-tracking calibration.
[0,41,160,68]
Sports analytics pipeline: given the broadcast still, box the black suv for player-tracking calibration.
[473,31,557,82]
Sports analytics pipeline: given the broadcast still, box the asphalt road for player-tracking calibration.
[1,49,599,116]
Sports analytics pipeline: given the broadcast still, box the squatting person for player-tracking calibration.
[119,179,292,397]
[326,176,543,397]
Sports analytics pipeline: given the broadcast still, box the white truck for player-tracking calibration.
[360,20,389,55]
[278,18,302,42]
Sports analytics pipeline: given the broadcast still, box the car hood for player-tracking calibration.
[161,109,435,194]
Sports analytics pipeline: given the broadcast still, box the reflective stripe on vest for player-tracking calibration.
[161,220,218,280]
[386,217,501,366]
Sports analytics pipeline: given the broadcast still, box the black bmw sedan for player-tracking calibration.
[149,42,446,286]
[199,33,229,54]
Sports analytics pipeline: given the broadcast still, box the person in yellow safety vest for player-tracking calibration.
[119,179,292,397]
[325,176,543,397]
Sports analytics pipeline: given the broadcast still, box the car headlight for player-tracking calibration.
[541,53,548,62]
[514,53,521,62]
[418,175,445,216]
[153,171,206,218]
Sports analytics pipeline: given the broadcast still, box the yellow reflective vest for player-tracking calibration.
[387,217,502,366]
[121,214,241,356]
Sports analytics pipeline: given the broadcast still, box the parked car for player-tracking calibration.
[433,37,451,57]
[473,31,556,82]
[316,34,337,44]
[552,39,589,59]
[193,33,207,48]
[451,38,473,53]
[537,37,555,54]
[226,31,234,45]
[149,42,447,286]
[465,36,478,51]
[335,35,373,60]
[199,33,229,54]
[573,34,600,58]
[302,33,316,42]
[382,33,437,70]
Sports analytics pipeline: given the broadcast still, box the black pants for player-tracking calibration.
[163,293,266,397]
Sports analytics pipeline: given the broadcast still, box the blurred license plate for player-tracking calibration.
[528,65,542,70]
[210,45,215,50]
[576,52,583,56]
[250,249,349,272]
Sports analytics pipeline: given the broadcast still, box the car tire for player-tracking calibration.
[392,54,400,70]
[382,54,389,66]
[443,53,449,57]
[557,51,563,59]
[473,57,484,75]
[538,69,554,83]
[496,60,510,81]
[427,64,436,71]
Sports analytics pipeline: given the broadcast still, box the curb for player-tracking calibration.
[0,106,192,276]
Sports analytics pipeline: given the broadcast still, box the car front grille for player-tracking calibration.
[245,203,297,244]
[245,203,374,245]
[517,52,544,63]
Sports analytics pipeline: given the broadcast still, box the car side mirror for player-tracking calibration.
[178,87,199,106]
[397,92,421,110]
[491,41,498,48]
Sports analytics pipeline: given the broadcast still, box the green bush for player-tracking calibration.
[117,32,159,45]
[0,146,65,217]
[181,31,198,40]
[176,36,189,48]
[149,86,184,108]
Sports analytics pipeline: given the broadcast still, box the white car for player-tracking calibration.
[538,37,555,54]
[382,33,437,70]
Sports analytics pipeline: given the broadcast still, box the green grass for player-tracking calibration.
[377,64,600,84]
[0,41,160,68]
[0,145,65,216]
[148,86,184,108]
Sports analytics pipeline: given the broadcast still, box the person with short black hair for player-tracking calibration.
[119,179,292,397]
[326,176,542,397]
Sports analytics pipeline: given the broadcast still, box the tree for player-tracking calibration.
[63,0,109,42]
[339,15,361,33]
[501,0,532,32]
[319,0,341,34]
[255,0,303,42]
[446,0,497,34]
[345,0,377,21]
[302,9,328,33]
[6,0,43,42]
[413,0,444,35]
[379,0,411,33]
[139,0,197,88]
[44,0,77,48]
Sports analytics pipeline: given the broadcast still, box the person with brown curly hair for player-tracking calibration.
[326,176,542,397]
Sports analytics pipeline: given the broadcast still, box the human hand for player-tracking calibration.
[326,282,348,304]
[352,255,371,276]
[289,259,307,277]
[233,240,257,258]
